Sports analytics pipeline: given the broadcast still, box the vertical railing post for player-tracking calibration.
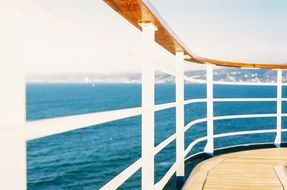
[0,37,26,189]
[204,64,214,154]
[139,21,157,190]
[175,52,185,187]
[275,69,282,146]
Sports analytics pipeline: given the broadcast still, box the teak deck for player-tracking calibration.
[183,148,287,190]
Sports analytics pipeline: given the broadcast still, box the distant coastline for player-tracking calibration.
[26,68,283,84]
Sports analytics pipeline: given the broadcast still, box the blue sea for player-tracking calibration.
[27,84,287,190]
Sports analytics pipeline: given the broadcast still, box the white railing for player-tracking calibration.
[1,65,286,190]
[1,1,286,190]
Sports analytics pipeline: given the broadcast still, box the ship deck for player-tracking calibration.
[183,148,287,190]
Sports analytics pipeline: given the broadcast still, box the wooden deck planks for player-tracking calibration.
[182,157,225,190]
[274,164,287,189]
[184,148,287,190]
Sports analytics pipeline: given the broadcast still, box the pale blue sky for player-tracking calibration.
[151,0,287,63]
[5,0,286,73]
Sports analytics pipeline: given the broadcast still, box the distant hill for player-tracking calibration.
[27,68,285,84]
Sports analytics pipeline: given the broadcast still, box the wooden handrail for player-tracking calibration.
[103,0,287,69]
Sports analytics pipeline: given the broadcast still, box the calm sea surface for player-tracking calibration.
[27,84,287,190]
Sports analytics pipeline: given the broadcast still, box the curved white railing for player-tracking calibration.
[2,93,285,189]
[1,81,285,190]
[184,115,287,157]
[155,119,287,190]
[1,1,287,190]
[184,128,287,159]
[23,97,287,190]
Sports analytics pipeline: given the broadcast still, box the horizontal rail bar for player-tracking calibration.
[1,108,141,142]
[184,109,287,137]
[214,129,277,139]
[3,98,281,142]
[25,107,143,141]
[186,114,280,132]
[185,137,207,157]
[213,113,279,121]
[5,97,280,142]
[183,113,287,156]
[100,158,142,190]
[184,98,206,105]
[0,101,181,141]
[184,113,285,136]
[184,98,287,106]
[154,134,176,155]
[185,118,208,132]
[155,102,177,111]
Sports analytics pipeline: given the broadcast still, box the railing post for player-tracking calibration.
[139,21,157,190]
[0,33,26,189]
[204,64,214,154]
[275,69,282,146]
[175,52,185,187]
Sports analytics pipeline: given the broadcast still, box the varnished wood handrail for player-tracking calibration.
[103,0,287,69]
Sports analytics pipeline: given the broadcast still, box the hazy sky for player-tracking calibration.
[3,0,287,73]
[151,0,287,63]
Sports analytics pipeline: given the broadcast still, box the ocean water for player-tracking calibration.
[27,84,287,190]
